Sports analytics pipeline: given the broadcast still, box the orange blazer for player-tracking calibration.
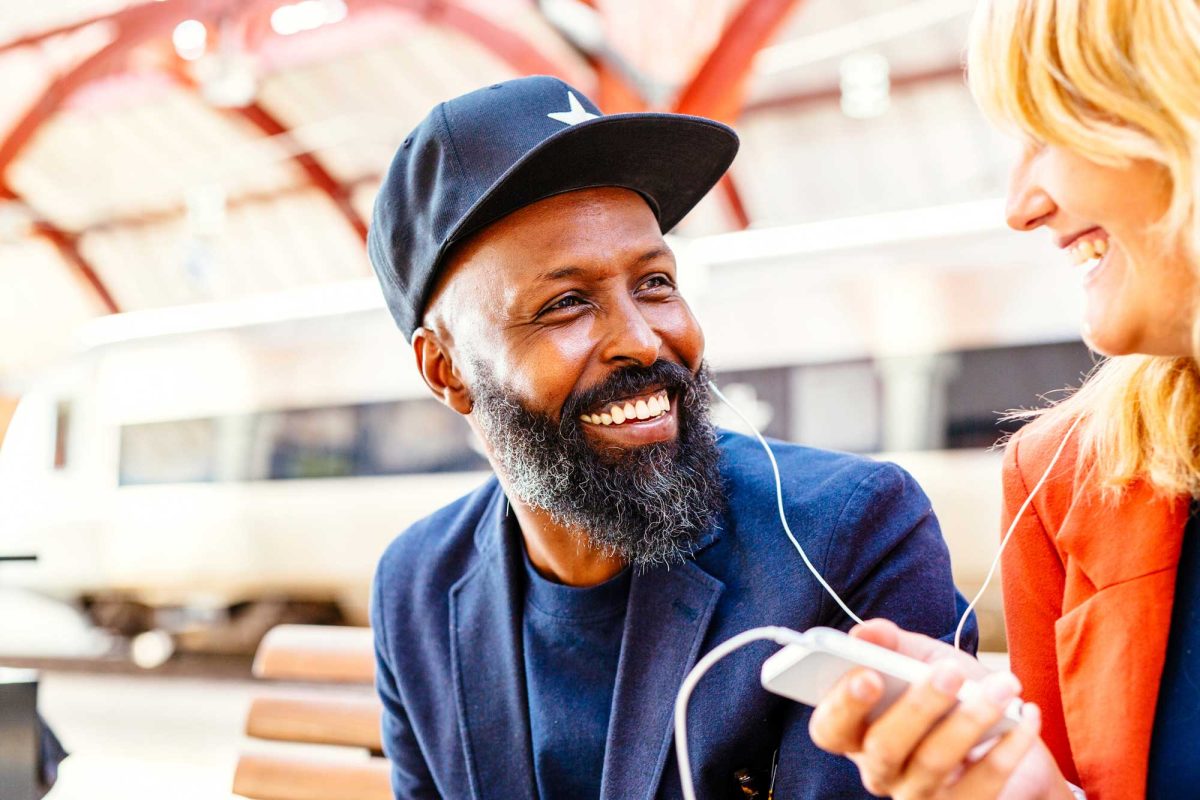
[1001,416,1190,800]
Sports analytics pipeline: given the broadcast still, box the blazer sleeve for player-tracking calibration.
[371,572,442,799]
[774,460,977,800]
[1000,434,1079,785]
[825,460,978,649]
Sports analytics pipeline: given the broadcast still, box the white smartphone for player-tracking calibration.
[760,627,1023,742]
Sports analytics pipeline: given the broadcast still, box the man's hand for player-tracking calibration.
[807,619,1073,800]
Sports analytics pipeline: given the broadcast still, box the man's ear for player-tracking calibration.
[412,327,472,415]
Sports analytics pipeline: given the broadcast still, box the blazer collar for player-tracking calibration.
[600,559,725,800]
[455,482,728,800]
[1055,477,1189,590]
[1051,479,1189,797]
[450,488,537,800]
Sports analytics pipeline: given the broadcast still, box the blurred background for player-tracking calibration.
[0,0,1095,797]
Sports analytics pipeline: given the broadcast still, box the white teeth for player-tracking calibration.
[1070,237,1108,266]
[588,392,672,427]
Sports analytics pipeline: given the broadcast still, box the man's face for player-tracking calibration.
[438,187,705,442]
[422,187,723,565]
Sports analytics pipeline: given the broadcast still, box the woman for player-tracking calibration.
[808,0,1200,797]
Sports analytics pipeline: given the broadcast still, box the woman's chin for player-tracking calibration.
[1081,311,1139,357]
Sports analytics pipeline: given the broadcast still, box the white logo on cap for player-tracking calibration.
[547,91,599,126]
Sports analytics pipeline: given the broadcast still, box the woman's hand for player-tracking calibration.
[808,619,1072,800]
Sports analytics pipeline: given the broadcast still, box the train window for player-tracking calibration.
[248,406,358,480]
[791,361,882,453]
[944,341,1096,449]
[357,400,488,475]
[709,366,792,441]
[119,419,217,485]
[53,400,71,469]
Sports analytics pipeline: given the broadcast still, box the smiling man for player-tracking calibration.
[367,76,974,800]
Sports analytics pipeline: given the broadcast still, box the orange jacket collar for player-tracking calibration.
[1007,419,1189,799]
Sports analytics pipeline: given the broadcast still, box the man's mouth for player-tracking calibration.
[579,389,671,426]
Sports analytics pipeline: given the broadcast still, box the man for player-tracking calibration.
[367,75,974,800]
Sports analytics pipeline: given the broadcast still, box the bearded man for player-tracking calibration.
[367,76,975,800]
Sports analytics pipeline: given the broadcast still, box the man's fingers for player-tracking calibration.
[949,703,1043,800]
[895,671,1023,798]
[855,659,965,790]
[809,668,884,755]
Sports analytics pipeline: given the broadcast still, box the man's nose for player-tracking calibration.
[600,295,661,367]
[1005,150,1055,232]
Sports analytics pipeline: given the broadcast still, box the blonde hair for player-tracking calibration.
[969,0,1200,498]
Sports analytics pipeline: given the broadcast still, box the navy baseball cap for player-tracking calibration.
[367,75,740,340]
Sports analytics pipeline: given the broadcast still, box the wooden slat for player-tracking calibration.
[233,753,391,800]
[246,694,383,751]
[253,625,375,684]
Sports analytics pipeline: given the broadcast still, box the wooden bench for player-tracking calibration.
[233,625,391,800]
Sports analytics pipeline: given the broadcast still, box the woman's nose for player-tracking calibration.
[1005,152,1055,231]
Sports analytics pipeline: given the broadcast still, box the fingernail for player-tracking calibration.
[850,673,879,702]
[984,673,1021,705]
[930,660,964,696]
[1022,702,1041,726]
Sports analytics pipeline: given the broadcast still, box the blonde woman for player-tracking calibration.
[807,0,1200,798]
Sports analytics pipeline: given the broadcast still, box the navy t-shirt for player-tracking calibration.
[521,548,630,799]
[1147,503,1200,797]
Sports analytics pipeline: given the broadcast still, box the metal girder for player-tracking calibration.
[165,62,370,243]
[673,0,806,122]
[0,0,573,315]
[717,174,751,230]
[2,182,121,313]
[234,102,369,241]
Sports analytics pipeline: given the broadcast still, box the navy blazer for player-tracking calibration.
[371,431,976,799]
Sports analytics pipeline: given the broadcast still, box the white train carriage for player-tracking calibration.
[0,201,1095,649]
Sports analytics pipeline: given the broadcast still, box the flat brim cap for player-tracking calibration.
[368,76,739,340]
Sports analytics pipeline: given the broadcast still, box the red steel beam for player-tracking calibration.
[717,173,751,230]
[166,62,369,242]
[0,0,205,192]
[2,183,121,312]
[32,219,121,313]
[346,0,571,77]
[234,102,369,241]
[0,0,570,308]
[673,0,805,123]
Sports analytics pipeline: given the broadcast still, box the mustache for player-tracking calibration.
[560,360,698,425]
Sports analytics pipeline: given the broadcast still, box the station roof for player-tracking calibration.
[0,0,998,377]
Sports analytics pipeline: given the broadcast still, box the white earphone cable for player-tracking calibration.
[709,380,865,626]
[953,413,1084,650]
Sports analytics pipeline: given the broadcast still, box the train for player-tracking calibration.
[0,200,1096,654]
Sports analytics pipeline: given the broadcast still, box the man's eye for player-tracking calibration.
[545,295,584,312]
[639,275,673,291]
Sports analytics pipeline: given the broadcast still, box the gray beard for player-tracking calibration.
[469,360,725,567]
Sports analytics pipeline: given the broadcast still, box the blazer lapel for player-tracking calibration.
[599,560,725,800]
[449,491,537,800]
[1053,483,1189,798]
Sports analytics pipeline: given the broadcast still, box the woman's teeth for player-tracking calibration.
[580,391,671,426]
[1069,236,1108,266]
